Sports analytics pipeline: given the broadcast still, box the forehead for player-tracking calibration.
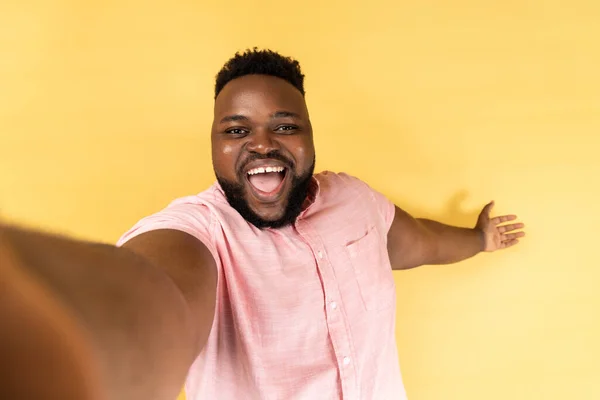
[214,75,308,118]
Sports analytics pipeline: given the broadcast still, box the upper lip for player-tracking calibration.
[243,159,289,175]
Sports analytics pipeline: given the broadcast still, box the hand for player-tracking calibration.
[475,201,525,252]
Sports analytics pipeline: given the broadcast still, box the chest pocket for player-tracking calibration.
[345,226,396,311]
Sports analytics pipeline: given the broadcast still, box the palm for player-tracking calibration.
[476,201,525,252]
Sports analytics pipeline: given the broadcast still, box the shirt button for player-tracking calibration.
[343,356,351,366]
[330,301,338,310]
[317,251,323,259]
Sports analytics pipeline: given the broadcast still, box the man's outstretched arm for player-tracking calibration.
[0,225,217,400]
[387,201,525,270]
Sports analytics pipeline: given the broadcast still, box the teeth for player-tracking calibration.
[247,166,285,175]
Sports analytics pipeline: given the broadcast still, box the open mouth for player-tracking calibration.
[245,165,288,199]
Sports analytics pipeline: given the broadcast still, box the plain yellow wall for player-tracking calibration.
[1,1,599,399]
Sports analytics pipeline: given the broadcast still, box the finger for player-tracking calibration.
[491,215,517,225]
[502,232,525,241]
[501,239,520,248]
[482,201,495,216]
[498,223,525,233]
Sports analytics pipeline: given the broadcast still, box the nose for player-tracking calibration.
[246,129,280,155]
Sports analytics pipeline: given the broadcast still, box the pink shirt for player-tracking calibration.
[117,171,408,400]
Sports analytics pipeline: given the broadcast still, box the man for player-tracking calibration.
[0,49,524,400]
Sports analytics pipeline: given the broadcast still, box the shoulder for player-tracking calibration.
[314,171,369,191]
[314,171,396,232]
[116,183,225,249]
[314,171,383,201]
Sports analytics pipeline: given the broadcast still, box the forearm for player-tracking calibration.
[1,225,197,400]
[417,218,484,265]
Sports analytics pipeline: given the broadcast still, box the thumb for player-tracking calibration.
[482,200,495,216]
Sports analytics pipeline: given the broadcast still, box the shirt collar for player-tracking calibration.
[299,175,320,218]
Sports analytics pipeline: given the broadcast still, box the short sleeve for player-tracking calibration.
[367,183,396,232]
[337,173,396,233]
[116,197,218,262]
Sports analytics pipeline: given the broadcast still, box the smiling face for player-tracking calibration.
[211,74,316,228]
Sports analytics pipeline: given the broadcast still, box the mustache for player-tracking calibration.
[237,151,294,176]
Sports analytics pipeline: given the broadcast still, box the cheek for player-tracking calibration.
[295,146,307,166]
[293,143,314,167]
[212,143,240,179]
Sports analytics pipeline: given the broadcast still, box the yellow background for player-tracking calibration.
[1,1,599,399]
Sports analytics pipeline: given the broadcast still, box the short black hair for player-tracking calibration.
[214,48,305,99]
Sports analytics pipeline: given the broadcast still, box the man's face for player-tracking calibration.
[211,75,315,229]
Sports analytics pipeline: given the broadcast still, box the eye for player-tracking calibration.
[275,125,298,133]
[225,128,249,136]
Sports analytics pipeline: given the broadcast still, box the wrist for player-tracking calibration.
[474,227,486,252]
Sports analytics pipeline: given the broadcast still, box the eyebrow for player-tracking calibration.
[219,111,301,124]
[219,114,249,124]
[271,111,301,119]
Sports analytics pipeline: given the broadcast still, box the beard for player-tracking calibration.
[216,156,315,229]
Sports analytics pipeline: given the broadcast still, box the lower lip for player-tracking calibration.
[245,171,288,201]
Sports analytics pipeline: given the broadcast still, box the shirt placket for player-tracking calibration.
[295,220,359,400]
